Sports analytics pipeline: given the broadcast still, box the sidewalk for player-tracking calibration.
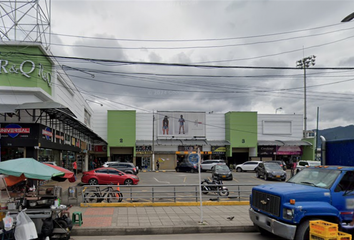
[69,204,255,236]
[48,174,255,237]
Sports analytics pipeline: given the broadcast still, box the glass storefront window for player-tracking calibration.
[1,147,24,161]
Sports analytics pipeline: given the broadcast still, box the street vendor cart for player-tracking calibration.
[0,158,75,240]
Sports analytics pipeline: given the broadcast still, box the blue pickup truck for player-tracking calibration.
[249,166,354,240]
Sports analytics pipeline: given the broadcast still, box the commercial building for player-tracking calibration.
[0,42,107,172]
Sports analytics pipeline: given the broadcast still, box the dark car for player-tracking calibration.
[81,167,139,185]
[211,164,233,180]
[175,162,198,173]
[103,162,138,175]
[256,162,286,181]
[273,160,287,170]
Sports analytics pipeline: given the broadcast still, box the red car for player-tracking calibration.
[81,167,139,185]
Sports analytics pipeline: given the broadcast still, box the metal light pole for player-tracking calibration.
[341,12,354,22]
[296,55,316,138]
[275,107,282,114]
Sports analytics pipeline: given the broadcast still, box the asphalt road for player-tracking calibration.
[137,169,291,185]
[71,232,284,240]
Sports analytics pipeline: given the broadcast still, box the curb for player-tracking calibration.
[80,201,250,208]
[71,225,257,236]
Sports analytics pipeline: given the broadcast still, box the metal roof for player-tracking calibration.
[16,101,77,118]
[0,104,18,114]
[10,101,106,144]
[205,140,231,146]
[258,140,312,146]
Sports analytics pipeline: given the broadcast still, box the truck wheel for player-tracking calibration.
[295,219,318,240]
[255,225,273,236]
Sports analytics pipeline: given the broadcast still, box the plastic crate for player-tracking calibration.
[337,231,352,240]
[310,232,337,240]
[310,220,338,237]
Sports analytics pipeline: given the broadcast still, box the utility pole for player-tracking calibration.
[296,55,316,138]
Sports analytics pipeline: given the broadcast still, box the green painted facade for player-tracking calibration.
[301,138,316,160]
[107,110,136,151]
[0,45,53,95]
[225,112,258,157]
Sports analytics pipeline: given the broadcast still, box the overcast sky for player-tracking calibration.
[46,0,354,130]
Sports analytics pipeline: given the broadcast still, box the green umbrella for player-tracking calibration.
[0,158,65,180]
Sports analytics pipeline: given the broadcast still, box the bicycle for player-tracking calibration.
[83,185,123,203]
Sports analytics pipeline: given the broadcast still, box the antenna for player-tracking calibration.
[0,0,51,49]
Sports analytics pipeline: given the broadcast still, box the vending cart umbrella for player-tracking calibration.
[43,163,75,182]
[0,158,64,180]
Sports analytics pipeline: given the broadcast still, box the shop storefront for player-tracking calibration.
[0,123,81,164]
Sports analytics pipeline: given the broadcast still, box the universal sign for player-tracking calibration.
[0,59,52,87]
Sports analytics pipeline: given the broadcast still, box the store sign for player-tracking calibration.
[136,146,152,152]
[55,131,64,144]
[94,145,107,152]
[0,124,30,138]
[42,126,52,141]
[258,146,276,156]
[211,146,226,153]
[178,145,202,152]
[0,59,52,87]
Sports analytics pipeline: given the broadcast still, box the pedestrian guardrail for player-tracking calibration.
[80,183,256,204]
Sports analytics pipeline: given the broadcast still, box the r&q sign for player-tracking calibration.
[0,59,52,87]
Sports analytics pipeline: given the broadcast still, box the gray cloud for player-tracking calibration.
[49,0,354,130]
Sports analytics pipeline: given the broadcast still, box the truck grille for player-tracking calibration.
[252,190,281,217]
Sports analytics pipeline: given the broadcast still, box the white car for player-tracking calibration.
[200,160,225,172]
[235,161,262,172]
[296,160,321,173]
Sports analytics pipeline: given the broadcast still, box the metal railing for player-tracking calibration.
[80,183,256,204]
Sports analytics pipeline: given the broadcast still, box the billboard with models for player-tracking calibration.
[157,111,206,138]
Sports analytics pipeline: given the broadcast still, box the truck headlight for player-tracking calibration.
[283,208,294,220]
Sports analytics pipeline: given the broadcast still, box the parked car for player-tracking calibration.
[235,161,261,172]
[211,164,233,180]
[296,160,321,173]
[42,161,57,166]
[272,160,287,170]
[200,160,226,172]
[255,162,287,181]
[103,162,138,175]
[175,162,198,173]
[81,167,139,185]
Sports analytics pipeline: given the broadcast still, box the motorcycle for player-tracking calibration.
[201,177,229,196]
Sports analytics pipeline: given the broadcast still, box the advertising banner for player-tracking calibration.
[157,111,206,138]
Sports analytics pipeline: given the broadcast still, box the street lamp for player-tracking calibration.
[341,12,354,22]
[275,107,282,114]
[296,55,316,138]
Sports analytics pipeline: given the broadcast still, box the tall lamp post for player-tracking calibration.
[296,55,316,138]
[341,12,354,22]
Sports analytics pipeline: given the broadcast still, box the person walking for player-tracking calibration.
[72,160,77,176]
[156,160,160,171]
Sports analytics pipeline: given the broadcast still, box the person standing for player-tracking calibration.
[156,160,160,171]
[178,115,185,134]
[162,116,169,135]
[73,160,77,176]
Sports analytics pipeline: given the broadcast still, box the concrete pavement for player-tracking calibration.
[47,173,255,237]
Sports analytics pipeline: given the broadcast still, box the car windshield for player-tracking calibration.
[288,168,341,189]
[215,165,229,171]
[264,163,282,170]
[308,162,321,167]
